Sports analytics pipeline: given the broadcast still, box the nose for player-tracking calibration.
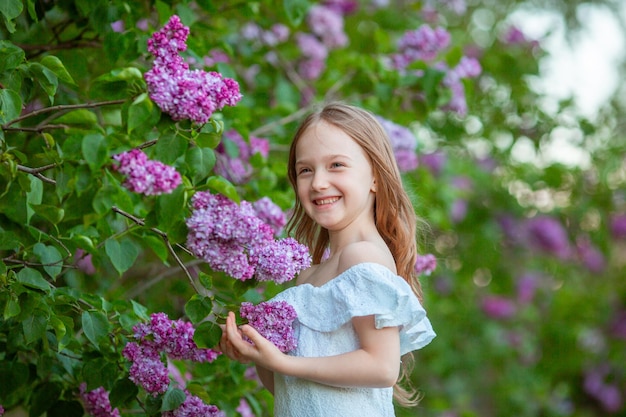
[311,170,329,191]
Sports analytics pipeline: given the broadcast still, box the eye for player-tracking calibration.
[330,162,345,168]
[297,167,312,175]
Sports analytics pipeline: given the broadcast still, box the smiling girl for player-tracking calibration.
[220,102,435,416]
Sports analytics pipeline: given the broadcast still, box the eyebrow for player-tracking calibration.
[295,154,353,165]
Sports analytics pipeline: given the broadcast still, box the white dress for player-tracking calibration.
[270,262,436,417]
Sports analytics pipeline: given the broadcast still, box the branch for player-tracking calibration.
[250,107,312,137]
[17,163,58,184]
[3,124,69,133]
[3,99,127,128]
[111,206,201,294]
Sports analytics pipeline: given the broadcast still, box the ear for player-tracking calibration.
[370,179,377,193]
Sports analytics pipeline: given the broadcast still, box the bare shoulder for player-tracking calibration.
[295,263,318,285]
[338,241,396,275]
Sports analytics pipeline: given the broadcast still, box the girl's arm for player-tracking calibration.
[223,311,401,388]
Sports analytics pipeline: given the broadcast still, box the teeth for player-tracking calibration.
[316,197,338,205]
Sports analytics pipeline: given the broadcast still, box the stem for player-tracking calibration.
[17,163,58,184]
[111,206,201,294]
[3,124,70,133]
[3,99,127,128]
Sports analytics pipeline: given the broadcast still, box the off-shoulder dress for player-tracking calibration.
[269,262,436,417]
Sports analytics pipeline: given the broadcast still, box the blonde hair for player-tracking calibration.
[286,102,424,406]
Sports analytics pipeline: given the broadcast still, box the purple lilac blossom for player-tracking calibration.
[575,237,606,273]
[377,116,419,172]
[110,20,124,33]
[185,191,311,282]
[441,56,482,115]
[323,0,359,15]
[419,151,447,176]
[516,273,539,304]
[524,216,571,259]
[214,130,269,184]
[610,310,626,340]
[414,254,437,276]
[0,405,3,416]
[112,149,181,195]
[392,25,451,69]
[74,249,96,275]
[481,296,517,320]
[240,301,298,353]
[236,398,255,417]
[253,197,287,236]
[610,213,626,239]
[162,392,226,417]
[144,15,241,125]
[250,238,313,284]
[583,366,623,413]
[307,5,348,48]
[79,383,121,417]
[122,313,219,395]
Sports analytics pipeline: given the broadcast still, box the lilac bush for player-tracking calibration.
[112,149,182,195]
[79,384,121,417]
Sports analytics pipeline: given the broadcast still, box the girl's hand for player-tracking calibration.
[220,311,285,370]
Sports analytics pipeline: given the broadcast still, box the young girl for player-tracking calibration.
[220,102,435,416]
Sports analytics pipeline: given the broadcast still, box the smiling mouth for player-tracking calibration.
[314,197,340,205]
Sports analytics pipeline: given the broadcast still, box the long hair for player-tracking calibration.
[286,102,424,406]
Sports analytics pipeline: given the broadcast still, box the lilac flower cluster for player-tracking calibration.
[0,405,4,416]
[240,300,298,353]
[584,365,623,413]
[414,253,437,276]
[144,15,242,125]
[296,4,349,80]
[252,196,287,236]
[122,313,219,396]
[162,392,225,417]
[377,116,419,172]
[214,129,269,185]
[112,149,181,195]
[79,383,120,417]
[185,191,311,281]
[524,215,571,259]
[440,56,482,115]
[392,25,451,69]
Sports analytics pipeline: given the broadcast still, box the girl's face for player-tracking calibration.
[294,121,376,233]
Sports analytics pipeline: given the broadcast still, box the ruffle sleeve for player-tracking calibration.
[271,262,436,355]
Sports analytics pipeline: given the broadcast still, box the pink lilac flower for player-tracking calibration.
[414,254,437,276]
[74,249,96,275]
[250,238,312,284]
[322,0,359,15]
[576,236,606,274]
[214,130,269,184]
[610,213,626,239]
[441,56,482,115]
[162,392,225,417]
[185,191,311,282]
[240,301,298,353]
[524,216,571,259]
[583,366,623,413]
[392,25,451,69]
[419,151,447,176]
[144,15,242,125]
[296,33,328,61]
[79,383,121,417]
[481,296,517,320]
[307,5,348,48]
[123,313,219,395]
[516,273,539,304]
[253,197,287,236]
[610,310,626,340]
[112,149,181,195]
[110,20,124,33]
[236,398,255,417]
[0,405,5,416]
[377,116,419,172]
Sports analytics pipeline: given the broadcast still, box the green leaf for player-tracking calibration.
[0,88,23,124]
[184,295,213,324]
[22,309,49,345]
[105,238,139,274]
[81,310,111,348]
[0,0,23,33]
[161,387,186,411]
[31,203,65,225]
[4,295,21,319]
[33,242,63,279]
[30,381,62,417]
[53,109,98,125]
[156,185,186,233]
[283,0,310,26]
[40,55,77,86]
[17,267,52,291]
[25,176,43,224]
[0,40,25,72]
[206,176,239,203]
[198,271,212,290]
[90,67,144,100]
[109,376,139,408]
[81,133,109,171]
[186,146,215,184]
[193,320,222,349]
[29,62,59,101]
[156,131,188,164]
[127,92,159,134]
[47,400,83,417]
[82,357,118,391]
